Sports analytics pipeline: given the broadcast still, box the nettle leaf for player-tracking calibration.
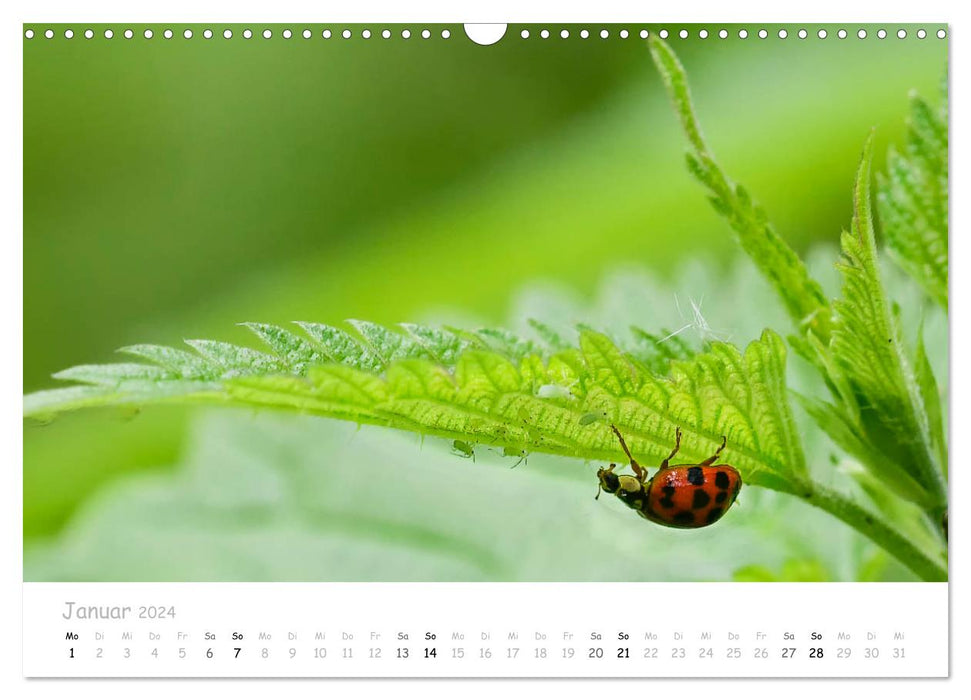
[25,317,806,492]
[648,37,832,341]
[829,137,946,510]
[646,38,947,581]
[877,87,948,310]
[914,320,947,476]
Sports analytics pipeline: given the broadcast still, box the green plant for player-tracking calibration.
[23,39,948,581]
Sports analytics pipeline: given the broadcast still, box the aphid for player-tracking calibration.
[579,411,604,426]
[451,440,476,462]
[596,425,742,529]
[502,446,528,468]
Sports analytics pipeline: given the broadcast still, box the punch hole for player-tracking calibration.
[421,29,430,39]
[302,29,311,39]
[699,29,708,39]
[639,29,648,39]
[124,29,133,39]
[917,29,926,39]
[441,29,451,39]
[105,29,114,39]
[658,29,667,38]
[223,29,233,39]
[798,29,808,39]
[758,29,767,39]
[163,29,173,39]
[44,29,53,39]
[837,29,847,39]
[778,29,788,39]
[620,29,629,39]
[581,29,590,39]
[85,29,94,39]
[184,29,193,39]
[718,29,727,39]
[243,29,252,39]
[464,23,506,46]
[263,29,272,39]
[283,29,292,39]
[203,29,213,39]
[877,29,887,39]
[738,29,748,38]
[540,29,550,39]
[857,29,866,39]
[937,29,946,39]
[601,29,609,39]
[897,29,907,39]
[560,29,569,39]
[25,29,34,39]
[381,29,390,39]
[678,29,687,39]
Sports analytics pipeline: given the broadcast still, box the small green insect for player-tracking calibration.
[451,440,476,462]
[579,411,605,426]
[501,446,528,469]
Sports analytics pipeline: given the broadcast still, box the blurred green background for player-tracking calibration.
[24,24,946,580]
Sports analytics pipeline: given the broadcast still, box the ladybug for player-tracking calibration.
[596,425,742,528]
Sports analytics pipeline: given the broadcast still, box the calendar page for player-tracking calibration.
[21,13,951,681]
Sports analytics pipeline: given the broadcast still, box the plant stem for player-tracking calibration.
[803,481,947,582]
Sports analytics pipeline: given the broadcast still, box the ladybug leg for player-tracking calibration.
[610,425,646,482]
[698,435,728,466]
[659,426,682,469]
[595,463,617,500]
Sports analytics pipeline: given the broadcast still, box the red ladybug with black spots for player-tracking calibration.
[596,425,742,528]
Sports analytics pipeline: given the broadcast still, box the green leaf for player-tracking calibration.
[119,344,214,379]
[527,319,571,353]
[295,322,382,372]
[241,322,328,373]
[877,88,948,309]
[830,136,947,510]
[793,392,933,509]
[840,461,944,561]
[25,319,806,493]
[914,319,947,476]
[732,559,830,582]
[629,326,695,375]
[647,37,831,340]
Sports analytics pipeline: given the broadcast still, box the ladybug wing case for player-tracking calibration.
[643,465,742,528]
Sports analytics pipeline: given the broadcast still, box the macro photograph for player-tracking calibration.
[23,24,948,583]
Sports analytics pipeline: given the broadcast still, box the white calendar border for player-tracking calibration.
[5,0,966,696]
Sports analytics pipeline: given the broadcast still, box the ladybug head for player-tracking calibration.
[596,464,621,499]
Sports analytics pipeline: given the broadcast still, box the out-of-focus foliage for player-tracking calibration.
[22,410,864,582]
[877,86,948,310]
